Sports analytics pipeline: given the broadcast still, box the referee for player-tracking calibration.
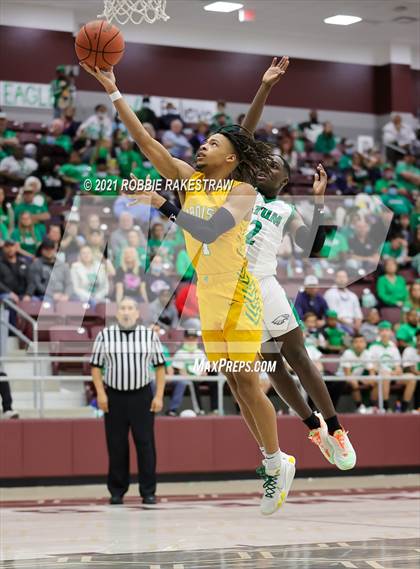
[90,297,166,505]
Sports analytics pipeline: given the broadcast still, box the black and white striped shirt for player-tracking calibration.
[90,324,165,390]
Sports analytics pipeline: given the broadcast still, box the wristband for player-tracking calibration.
[159,200,180,223]
[109,90,122,102]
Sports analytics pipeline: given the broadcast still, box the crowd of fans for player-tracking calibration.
[0,89,419,418]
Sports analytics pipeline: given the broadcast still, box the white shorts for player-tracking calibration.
[259,275,299,343]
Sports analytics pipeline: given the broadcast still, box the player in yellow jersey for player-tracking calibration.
[81,60,295,515]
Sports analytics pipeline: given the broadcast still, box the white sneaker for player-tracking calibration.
[327,429,356,470]
[258,452,296,516]
[3,409,19,419]
[308,412,334,465]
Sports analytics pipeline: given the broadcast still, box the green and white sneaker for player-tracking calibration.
[257,452,296,516]
[327,429,356,470]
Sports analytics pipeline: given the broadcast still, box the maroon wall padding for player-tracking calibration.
[0,25,418,114]
[0,415,419,479]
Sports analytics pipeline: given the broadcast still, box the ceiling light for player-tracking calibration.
[324,14,362,26]
[204,2,243,13]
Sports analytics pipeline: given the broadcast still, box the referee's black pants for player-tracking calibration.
[104,384,156,499]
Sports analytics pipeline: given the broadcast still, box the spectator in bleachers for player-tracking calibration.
[114,229,147,270]
[189,122,209,154]
[395,153,420,193]
[0,239,30,301]
[40,119,72,154]
[314,122,336,155]
[47,223,62,249]
[26,237,73,301]
[16,176,46,209]
[279,138,298,169]
[159,102,182,131]
[115,138,142,179]
[59,150,92,187]
[377,258,408,307]
[60,218,84,263]
[396,309,418,350]
[368,321,404,411]
[149,284,179,330]
[360,308,380,345]
[50,65,75,119]
[318,225,349,266]
[404,281,420,312]
[298,109,321,134]
[302,312,326,350]
[113,194,160,226]
[0,145,38,183]
[349,152,370,188]
[338,334,375,412]
[111,211,146,252]
[380,186,414,216]
[161,119,192,160]
[145,254,173,301]
[171,329,207,416]
[324,270,363,333]
[374,164,398,194]
[381,232,409,266]
[10,211,45,257]
[382,114,416,155]
[0,111,19,160]
[76,104,113,143]
[83,158,122,193]
[175,281,199,324]
[209,101,233,134]
[147,220,175,266]
[33,156,65,202]
[0,187,14,235]
[135,96,159,130]
[347,218,380,275]
[302,328,324,374]
[131,154,161,182]
[322,310,348,354]
[115,247,148,304]
[71,245,109,303]
[401,331,419,401]
[294,275,328,324]
[13,182,50,230]
[62,107,80,138]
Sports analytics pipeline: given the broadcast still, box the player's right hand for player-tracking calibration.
[262,56,290,87]
[97,392,109,413]
[79,63,117,93]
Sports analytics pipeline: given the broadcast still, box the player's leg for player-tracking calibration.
[279,327,356,470]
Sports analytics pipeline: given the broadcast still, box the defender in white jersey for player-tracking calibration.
[228,57,357,471]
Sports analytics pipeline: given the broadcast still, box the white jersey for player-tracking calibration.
[402,346,419,371]
[246,193,295,279]
[338,348,373,376]
[368,341,401,373]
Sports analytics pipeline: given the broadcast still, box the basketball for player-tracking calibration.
[74,19,125,69]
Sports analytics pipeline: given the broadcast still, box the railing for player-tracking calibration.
[1,354,417,418]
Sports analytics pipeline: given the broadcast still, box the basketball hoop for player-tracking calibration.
[98,0,169,25]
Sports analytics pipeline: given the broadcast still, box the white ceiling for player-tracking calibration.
[1,0,420,66]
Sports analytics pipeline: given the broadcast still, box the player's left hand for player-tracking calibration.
[262,56,290,87]
[150,396,163,413]
[313,163,328,196]
[79,62,117,93]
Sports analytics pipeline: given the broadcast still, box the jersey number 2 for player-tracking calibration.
[245,220,262,245]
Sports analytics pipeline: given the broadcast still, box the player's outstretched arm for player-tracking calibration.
[79,63,194,180]
[128,175,255,243]
[241,56,289,135]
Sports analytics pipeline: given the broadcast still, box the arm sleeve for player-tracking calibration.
[159,201,236,244]
[90,331,105,367]
[294,204,326,256]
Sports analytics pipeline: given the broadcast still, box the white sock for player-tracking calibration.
[259,446,266,458]
[265,449,282,472]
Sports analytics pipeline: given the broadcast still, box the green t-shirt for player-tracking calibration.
[0,222,8,241]
[147,238,175,261]
[117,149,143,179]
[381,194,413,215]
[396,323,418,345]
[324,326,345,346]
[314,133,337,154]
[396,161,420,192]
[319,230,349,260]
[374,178,399,194]
[14,201,48,226]
[0,129,17,160]
[377,274,408,306]
[59,163,92,183]
[132,163,161,181]
[11,224,45,255]
[338,154,352,170]
[40,134,73,154]
[0,205,11,227]
[81,173,123,196]
[382,241,404,259]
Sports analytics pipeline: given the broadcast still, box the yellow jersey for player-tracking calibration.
[182,171,249,277]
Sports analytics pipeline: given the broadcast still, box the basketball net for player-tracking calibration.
[98,0,169,25]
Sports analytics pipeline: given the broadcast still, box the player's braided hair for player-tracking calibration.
[215,125,275,186]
